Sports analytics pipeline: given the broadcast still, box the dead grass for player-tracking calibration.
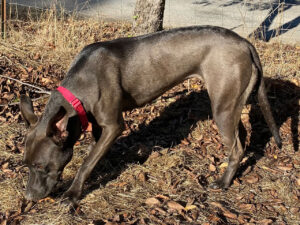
[253,41,300,82]
[1,7,132,72]
[0,7,299,225]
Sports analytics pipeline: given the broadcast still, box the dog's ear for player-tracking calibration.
[47,107,69,144]
[20,95,38,127]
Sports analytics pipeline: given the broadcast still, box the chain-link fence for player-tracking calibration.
[2,0,300,42]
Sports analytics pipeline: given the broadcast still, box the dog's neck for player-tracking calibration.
[37,91,80,136]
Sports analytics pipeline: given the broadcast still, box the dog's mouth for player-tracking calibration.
[25,189,50,202]
[27,175,62,201]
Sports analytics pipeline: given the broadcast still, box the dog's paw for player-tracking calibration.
[59,197,80,214]
[61,190,80,208]
[209,179,229,190]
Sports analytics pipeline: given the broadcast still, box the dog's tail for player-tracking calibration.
[249,44,282,148]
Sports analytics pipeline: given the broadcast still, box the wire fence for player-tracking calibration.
[1,0,300,42]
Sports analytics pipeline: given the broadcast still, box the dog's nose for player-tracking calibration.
[25,192,34,201]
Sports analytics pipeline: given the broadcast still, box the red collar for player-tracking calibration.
[57,86,88,131]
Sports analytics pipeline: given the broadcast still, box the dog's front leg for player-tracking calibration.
[62,122,123,204]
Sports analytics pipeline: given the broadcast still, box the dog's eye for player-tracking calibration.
[33,164,44,170]
[37,165,43,169]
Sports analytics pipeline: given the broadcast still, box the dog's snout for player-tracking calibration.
[25,188,48,201]
[25,191,34,201]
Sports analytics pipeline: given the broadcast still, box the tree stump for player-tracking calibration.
[133,0,165,35]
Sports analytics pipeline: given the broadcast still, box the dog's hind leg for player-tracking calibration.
[206,64,257,189]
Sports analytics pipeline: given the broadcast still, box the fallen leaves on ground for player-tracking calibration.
[0,17,299,225]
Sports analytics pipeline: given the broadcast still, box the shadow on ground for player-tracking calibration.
[248,0,300,41]
[54,78,299,200]
[194,0,300,42]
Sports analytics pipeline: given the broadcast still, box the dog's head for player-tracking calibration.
[20,95,80,201]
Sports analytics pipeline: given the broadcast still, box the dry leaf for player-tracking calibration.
[33,53,40,60]
[138,172,147,182]
[167,201,184,212]
[150,209,156,215]
[105,222,118,225]
[277,165,293,171]
[24,201,33,213]
[241,156,249,164]
[209,164,216,172]
[290,78,299,86]
[87,122,92,132]
[210,201,225,211]
[191,84,200,89]
[237,215,246,224]
[211,201,237,219]
[245,174,259,184]
[233,179,240,186]
[181,139,189,145]
[41,77,52,84]
[219,162,228,168]
[2,169,13,173]
[257,219,273,225]
[261,166,278,174]
[29,209,37,214]
[290,207,299,213]
[1,162,9,170]
[38,197,55,203]
[155,194,169,200]
[148,151,161,160]
[154,207,167,215]
[239,203,255,212]
[112,214,120,222]
[223,211,237,220]
[27,67,34,73]
[191,211,198,220]
[242,166,252,176]
[184,205,197,211]
[110,182,127,187]
[145,197,160,206]
[270,198,282,204]
[207,214,221,222]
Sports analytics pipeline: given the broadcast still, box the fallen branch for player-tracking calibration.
[0,45,41,67]
[0,55,30,72]
[0,74,51,95]
[0,95,50,107]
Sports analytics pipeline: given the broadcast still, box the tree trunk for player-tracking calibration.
[133,0,165,35]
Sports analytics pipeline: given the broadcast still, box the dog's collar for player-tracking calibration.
[56,86,88,131]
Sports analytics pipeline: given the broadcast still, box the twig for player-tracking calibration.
[0,55,31,72]
[0,42,27,55]
[0,44,41,67]
[0,74,51,94]
[0,95,49,107]
[0,101,19,107]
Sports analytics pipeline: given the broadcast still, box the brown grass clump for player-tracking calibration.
[0,7,299,225]
[253,41,300,81]
[2,6,132,70]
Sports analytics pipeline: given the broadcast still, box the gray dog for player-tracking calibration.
[20,26,281,205]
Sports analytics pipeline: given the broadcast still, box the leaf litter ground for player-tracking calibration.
[0,15,299,225]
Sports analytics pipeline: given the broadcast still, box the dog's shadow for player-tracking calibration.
[73,78,298,198]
